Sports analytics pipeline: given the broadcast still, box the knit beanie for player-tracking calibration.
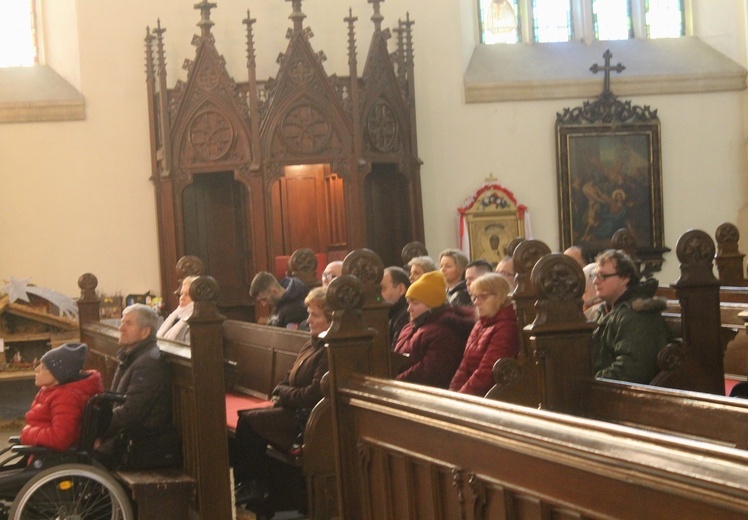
[41,342,88,385]
[405,270,447,308]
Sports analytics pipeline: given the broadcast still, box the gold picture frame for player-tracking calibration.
[459,184,525,265]
[556,57,669,270]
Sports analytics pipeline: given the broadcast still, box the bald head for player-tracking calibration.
[564,246,586,268]
[322,261,343,286]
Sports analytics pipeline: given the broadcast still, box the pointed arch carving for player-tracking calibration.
[146,1,422,315]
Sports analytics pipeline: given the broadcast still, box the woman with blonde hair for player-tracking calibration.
[449,273,519,396]
[438,248,471,307]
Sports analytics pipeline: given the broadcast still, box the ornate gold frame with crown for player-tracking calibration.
[556,50,669,271]
[458,181,526,265]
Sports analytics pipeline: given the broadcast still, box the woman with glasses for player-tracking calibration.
[449,273,519,396]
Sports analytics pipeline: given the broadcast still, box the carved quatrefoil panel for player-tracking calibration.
[281,104,332,154]
[289,59,315,84]
[366,100,399,153]
[188,110,235,161]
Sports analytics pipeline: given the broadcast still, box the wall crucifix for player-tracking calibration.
[589,49,625,95]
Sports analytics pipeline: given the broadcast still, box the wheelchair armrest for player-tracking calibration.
[11,445,52,456]
[100,391,127,404]
[8,436,20,445]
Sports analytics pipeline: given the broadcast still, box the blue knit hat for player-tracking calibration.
[41,342,88,384]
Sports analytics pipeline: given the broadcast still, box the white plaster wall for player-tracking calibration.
[0,0,746,297]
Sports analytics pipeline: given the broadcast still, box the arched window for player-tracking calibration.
[0,0,39,67]
[479,0,684,45]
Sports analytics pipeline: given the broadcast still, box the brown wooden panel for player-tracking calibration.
[182,172,251,307]
[225,342,274,398]
[222,320,308,398]
[335,377,748,520]
[325,173,347,248]
[582,379,748,448]
[364,164,413,268]
[271,164,338,257]
[514,495,543,520]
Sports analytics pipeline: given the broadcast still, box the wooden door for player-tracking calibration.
[270,164,331,257]
[182,172,252,312]
[365,163,412,267]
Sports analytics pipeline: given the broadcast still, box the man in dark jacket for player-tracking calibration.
[589,250,670,383]
[380,266,410,348]
[95,303,176,468]
[249,271,309,329]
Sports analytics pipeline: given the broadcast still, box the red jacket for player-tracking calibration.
[395,306,474,388]
[21,370,104,451]
[449,304,520,396]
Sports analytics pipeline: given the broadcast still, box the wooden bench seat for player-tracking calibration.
[221,319,308,440]
[113,468,196,520]
[225,392,270,432]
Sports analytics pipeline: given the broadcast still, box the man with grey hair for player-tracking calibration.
[95,304,177,469]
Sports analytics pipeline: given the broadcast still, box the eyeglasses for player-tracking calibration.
[593,271,620,281]
[471,293,493,303]
[322,273,337,282]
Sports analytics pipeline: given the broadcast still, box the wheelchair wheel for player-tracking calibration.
[9,463,133,520]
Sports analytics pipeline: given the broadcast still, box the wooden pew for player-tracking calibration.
[341,248,403,373]
[212,248,398,518]
[221,320,336,518]
[485,238,550,407]
[320,274,748,519]
[77,273,231,520]
[223,320,308,405]
[482,234,748,451]
[494,231,727,397]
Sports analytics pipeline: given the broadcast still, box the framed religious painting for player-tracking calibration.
[458,182,527,266]
[556,52,669,271]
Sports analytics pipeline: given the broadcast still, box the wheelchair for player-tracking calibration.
[0,392,134,520]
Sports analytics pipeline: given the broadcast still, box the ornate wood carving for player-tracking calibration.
[146,0,422,312]
[400,241,428,266]
[715,222,747,285]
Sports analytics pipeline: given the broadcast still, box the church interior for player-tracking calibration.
[2,0,747,300]
[2,0,748,518]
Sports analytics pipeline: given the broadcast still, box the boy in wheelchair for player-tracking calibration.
[0,343,135,519]
[21,342,104,452]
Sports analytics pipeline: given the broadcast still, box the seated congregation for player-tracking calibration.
[65,223,748,519]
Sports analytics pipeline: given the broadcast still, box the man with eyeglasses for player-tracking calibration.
[589,249,670,384]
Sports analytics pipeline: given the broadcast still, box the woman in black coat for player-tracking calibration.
[232,287,331,510]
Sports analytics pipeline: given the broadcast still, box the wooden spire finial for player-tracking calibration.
[193,0,217,38]
[287,0,306,32]
[369,0,384,31]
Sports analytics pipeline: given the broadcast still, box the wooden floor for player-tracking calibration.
[235,508,306,520]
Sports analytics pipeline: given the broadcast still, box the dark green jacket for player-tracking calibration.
[590,278,670,384]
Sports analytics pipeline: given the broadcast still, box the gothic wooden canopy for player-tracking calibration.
[145,0,423,316]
